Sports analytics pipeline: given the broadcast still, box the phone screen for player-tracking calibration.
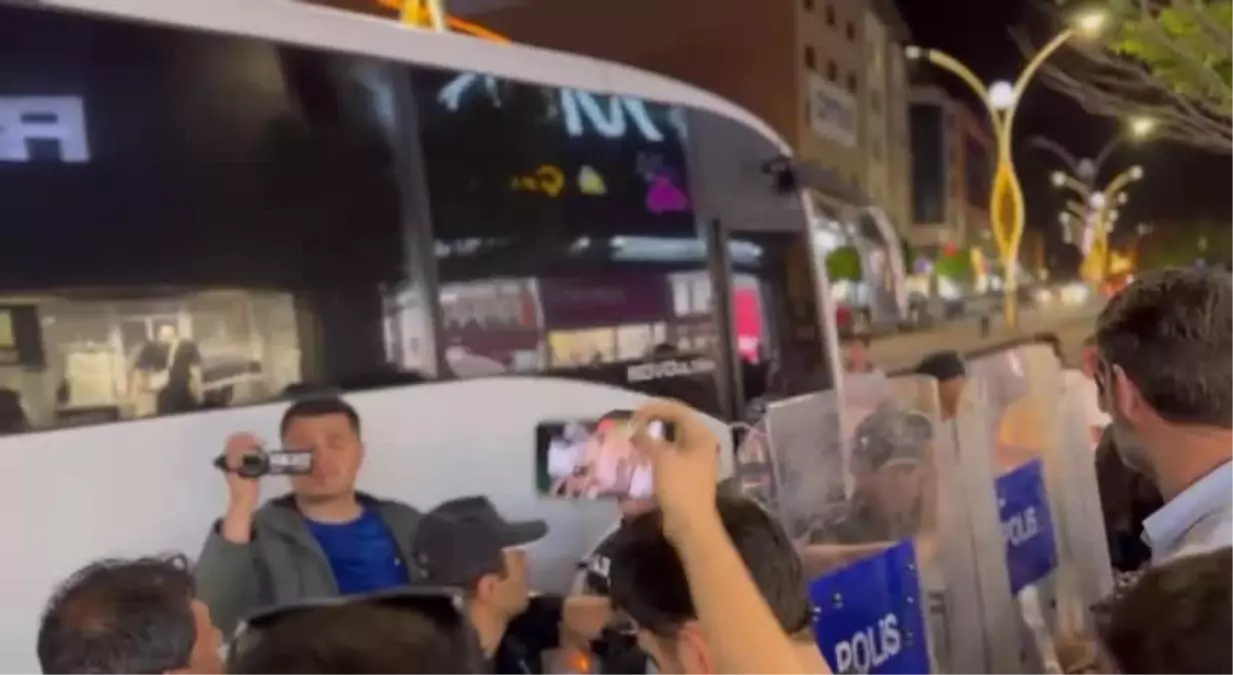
[535,412,661,500]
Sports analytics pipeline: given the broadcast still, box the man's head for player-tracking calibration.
[227,591,480,673]
[850,402,932,521]
[1094,269,1232,476]
[156,323,178,343]
[1101,547,1232,674]
[412,497,548,624]
[839,330,874,373]
[37,556,222,674]
[915,351,966,419]
[608,495,813,674]
[279,397,364,503]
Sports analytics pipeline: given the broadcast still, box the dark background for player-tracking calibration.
[895,0,1231,266]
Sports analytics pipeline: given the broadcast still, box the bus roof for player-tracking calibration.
[31,0,793,156]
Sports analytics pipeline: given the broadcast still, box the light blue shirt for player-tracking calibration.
[1143,460,1233,563]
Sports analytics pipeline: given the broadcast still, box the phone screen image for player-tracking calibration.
[534,412,655,500]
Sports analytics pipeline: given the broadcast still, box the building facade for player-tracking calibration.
[446,0,912,233]
[907,85,993,255]
[860,0,913,236]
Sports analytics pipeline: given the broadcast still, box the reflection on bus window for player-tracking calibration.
[0,6,416,432]
[411,64,722,395]
[0,5,745,433]
[734,233,827,401]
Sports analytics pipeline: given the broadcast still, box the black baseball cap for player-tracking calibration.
[412,496,548,588]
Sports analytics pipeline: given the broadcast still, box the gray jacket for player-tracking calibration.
[195,493,425,635]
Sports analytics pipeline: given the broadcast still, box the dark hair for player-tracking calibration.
[228,601,478,673]
[608,495,812,639]
[1102,547,1232,674]
[915,351,965,383]
[1095,268,1233,427]
[279,396,361,438]
[37,556,197,674]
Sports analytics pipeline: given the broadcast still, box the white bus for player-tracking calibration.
[0,0,841,667]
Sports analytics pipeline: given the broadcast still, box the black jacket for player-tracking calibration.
[1094,427,1163,571]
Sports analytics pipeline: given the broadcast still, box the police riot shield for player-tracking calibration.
[960,342,1113,674]
[1053,367,1115,606]
[743,372,991,674]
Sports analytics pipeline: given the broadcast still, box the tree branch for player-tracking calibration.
[1012,26,1232,154]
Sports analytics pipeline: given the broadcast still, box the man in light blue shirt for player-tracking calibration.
[1093,268,1233,564]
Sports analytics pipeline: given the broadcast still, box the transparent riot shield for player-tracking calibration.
[742,374,992,674]
[1053,370,1116,606]
[961,342,1113,674]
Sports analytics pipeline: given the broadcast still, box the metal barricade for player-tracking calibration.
[740,373,994,674]
[961,343,1113,673]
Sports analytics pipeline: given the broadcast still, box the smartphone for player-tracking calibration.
[213,450,314,479]
[534,411,674,500]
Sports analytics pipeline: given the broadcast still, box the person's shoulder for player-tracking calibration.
[575,520,623,594]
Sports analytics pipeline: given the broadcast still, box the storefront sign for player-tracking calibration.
[538,276,670,330]
[438,73,667,143]
[996,459,1058,593]
[806,74,858,149]
[625,356,714,383]
[510,165,565,197]
[0,96,90,163]
[0,305,46,368]
[809,540,932,674]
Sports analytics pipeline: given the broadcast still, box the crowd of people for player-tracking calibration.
[31,268,1232,674]
[37,395,832,674]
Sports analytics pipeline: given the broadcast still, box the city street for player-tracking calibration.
[869,302,1102,373]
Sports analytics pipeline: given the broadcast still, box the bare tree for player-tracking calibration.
[1017,0,1232,154]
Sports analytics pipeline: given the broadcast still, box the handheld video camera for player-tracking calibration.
[212,450,313,479]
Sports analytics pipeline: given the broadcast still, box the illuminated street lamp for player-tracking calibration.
[1051,165,1146,281]
[906,10,1106,326]
[1130,116,1157,139]
[1029,115,1156,184]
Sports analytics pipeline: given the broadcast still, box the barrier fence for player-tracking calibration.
[740,335,1113,674]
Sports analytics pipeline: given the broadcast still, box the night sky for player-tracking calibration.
[894,0,1231,254]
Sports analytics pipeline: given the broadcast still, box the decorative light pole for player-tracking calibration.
[906,11,1107,327]
[1052,166,1145,281]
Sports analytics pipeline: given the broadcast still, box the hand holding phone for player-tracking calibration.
[535,411,675,501]
[628,399,720,541]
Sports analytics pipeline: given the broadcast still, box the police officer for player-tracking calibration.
[815,402,933,544]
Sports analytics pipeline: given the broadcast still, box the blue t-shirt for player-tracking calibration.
[306,507,409,595]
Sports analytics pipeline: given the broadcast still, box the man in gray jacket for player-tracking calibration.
[196,396,425,634]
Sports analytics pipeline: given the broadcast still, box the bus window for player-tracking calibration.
[0,4,742,431]
[410,65,725,412]
[0,5,434,432]
[733,233,828,400]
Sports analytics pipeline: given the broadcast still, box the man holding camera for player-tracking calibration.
[195,396,426,634]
